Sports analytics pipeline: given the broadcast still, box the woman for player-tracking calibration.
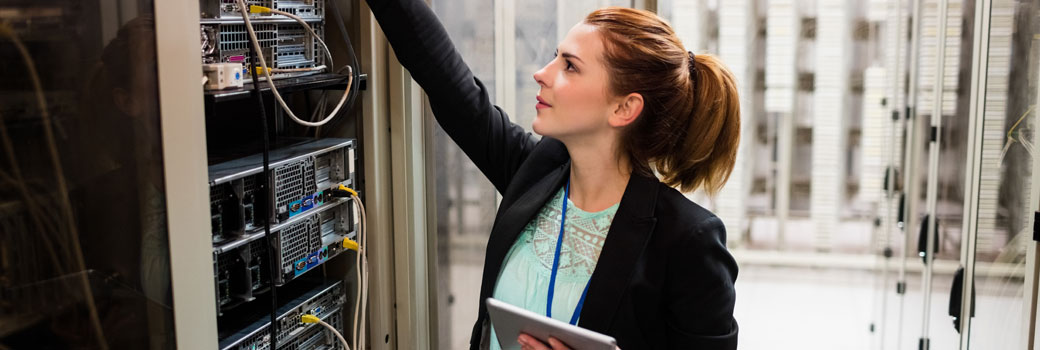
[366,0,740,348]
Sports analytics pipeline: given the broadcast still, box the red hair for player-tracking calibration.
[585,7,740,195]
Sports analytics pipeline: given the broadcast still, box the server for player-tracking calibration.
[199,0,364,349]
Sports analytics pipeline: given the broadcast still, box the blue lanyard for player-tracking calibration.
[546,179,592,325]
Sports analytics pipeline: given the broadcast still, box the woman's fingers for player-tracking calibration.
[517,334,552,350]
[516,334,574,350]
[547,337,572,350]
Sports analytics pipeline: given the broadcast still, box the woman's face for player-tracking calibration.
[532,23,616,141]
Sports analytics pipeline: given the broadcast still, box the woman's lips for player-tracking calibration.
[536,96,552,109]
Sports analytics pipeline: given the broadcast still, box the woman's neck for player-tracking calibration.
[565,139,630,213]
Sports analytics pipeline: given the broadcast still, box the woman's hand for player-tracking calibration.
[517,334,570,350]
[516,334,622,350]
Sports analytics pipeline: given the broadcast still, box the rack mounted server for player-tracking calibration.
[200,0,326,21]
[209,138,356,243]
[214,199,356,310]
[200,0,328,81]
[219,280,347,350]
[210,138,357,311]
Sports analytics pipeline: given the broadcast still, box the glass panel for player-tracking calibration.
[897,1,976,348]
[658,0,978,348]
[429,1,498,349]
[0,1,175,349]
[660,0,906,348]
[429,1,632,347]
[968,0,1040,347]
[513,0,630,131]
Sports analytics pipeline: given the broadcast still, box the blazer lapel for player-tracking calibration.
[577,173,659,333]
[478,162,570,305]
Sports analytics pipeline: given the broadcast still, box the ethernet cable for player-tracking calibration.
[998,104,1038,167]
[301,314,351,350]
[331,184,368,350]
[235,0,353,127]
[355,188,369,350]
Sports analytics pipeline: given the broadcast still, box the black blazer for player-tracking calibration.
[366,0,739,348]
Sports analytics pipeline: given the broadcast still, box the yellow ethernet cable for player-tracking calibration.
[338,184,358,197]
[300,314,320,324]
[249,5,272,13]
[342,238,359,252]
[300,314,349,349]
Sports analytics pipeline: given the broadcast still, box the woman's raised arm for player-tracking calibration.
[366,0,539,193]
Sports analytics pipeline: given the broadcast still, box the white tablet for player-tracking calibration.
[486,297,617,350]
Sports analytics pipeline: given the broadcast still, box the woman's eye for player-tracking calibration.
[565,60,575,71]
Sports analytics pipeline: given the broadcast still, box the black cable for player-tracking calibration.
[325,0,362,135]
[329,0,359,100]
[245,36,280,347]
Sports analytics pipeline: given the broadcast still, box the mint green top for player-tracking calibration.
[489,186,620,350]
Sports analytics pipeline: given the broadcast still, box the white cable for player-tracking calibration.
[353,197,361,350]
[359,193,369,349]
[309,317,351,350]
[235,0,353,128]
[350,193,368,350]
[1022,138,1037,160]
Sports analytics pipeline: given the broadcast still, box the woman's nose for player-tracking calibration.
[533,63,551,87]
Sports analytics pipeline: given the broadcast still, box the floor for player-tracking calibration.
[443,261,1028,349]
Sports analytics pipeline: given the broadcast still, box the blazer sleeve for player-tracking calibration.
[665,215,739,349]
[365,0,538,193]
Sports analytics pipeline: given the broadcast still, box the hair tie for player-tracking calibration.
[688,51,698,82]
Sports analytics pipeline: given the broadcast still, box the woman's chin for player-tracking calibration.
[531,119,547,136]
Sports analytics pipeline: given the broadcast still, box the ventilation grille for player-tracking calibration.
[244,174,260,197]
[218,23,276,51]
[215,252,235,305]
[274,158,316,210]
[279,216,319,273]
[210,184,227,208]
[248,239,269,290]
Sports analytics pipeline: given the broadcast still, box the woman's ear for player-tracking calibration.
[609,92,643,128]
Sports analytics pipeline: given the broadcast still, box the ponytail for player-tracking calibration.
[585,8,740,195]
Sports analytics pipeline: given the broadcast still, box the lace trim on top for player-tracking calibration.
[522,186,619,277]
